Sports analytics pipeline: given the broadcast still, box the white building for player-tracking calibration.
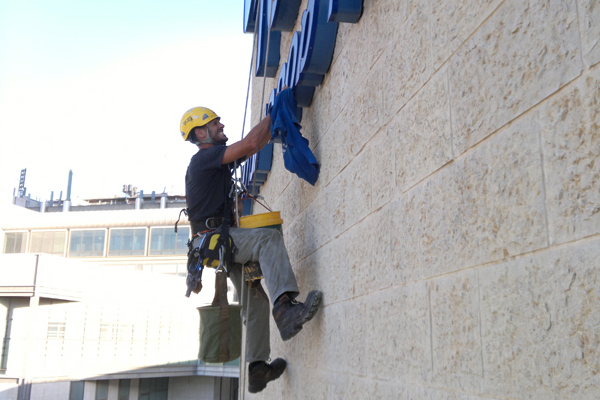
[1,199,239,400]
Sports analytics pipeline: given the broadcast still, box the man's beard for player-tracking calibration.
[214,135,228,146]
[209,131,228,145]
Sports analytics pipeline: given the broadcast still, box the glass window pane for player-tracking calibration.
[118,379,130,400]
[149,228,188,255]
[139,378,168,400]
[53,233,66,255]
[3,232,27,254]
[29,231,66,256]
[70,382,84,400]
[47,322,66,339]
[93,233,104,255]
[134,230,145,253]
[108,229,145,256]
[82,231,93,253]
[69,231,81,254]
[69,230,105,257]
[95,380,109,400]
[109,231,122,252]
[30,234,42,253]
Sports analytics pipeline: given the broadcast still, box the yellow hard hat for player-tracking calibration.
[180,107,219,141]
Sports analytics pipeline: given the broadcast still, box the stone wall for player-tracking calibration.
[249,0,599,398]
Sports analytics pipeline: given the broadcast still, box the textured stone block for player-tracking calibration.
[303,84,332,146]
[389,193,425,286]
[311,302,346,373]
[369,127,394,212]
[407,386,498,400]
[459,113,548,265]
[275,177,302,232]
[330,150,372,237]
[395,67,453,193]
[269,365,330,400]
[346,63,383,157]
[479,240,600,399]
[539,68,600,245]
[578,0,600,67]
[325,371,350,400]
[416,163,466,278]
[342,297,368,377]
[344,206,393,297]
[431,269,484,393]
[365,283,432,384]
[382,1,432,124]
[346,376,406,399]
[293,239,351,305]
[333,30,371,119]
[396,112,548,282]
[285,210,306,266]
[365,0,409,70]
[313,115,353,187]
[302,187,334,255]
[430,0,503,70]
[449,0,583,155]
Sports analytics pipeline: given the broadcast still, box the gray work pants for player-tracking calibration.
[200,227,299,363]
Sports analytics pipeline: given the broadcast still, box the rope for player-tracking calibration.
[251,0,275,199]
[238,2,263,399]
[235,0,263,228]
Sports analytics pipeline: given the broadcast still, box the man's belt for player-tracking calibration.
[191,217,224,234]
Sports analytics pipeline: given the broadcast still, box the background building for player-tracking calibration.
[241,0,600,399]
[1,199,239,400]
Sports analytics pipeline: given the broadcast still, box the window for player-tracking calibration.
[149,227,189,255]
[69,230,105,257]
[99,323,116,340]
[139,378,168,400]
[118,379,130,400]
[29,231,66,256]
[2,232,27,254]
[108,229,146,256]
[95,380,109,400]
[69,382,84,400]
[47,322,66,339]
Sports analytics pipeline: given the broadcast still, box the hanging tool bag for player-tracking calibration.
[199,224,236,268]
[198,271,242,363]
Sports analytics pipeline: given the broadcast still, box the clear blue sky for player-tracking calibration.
[0,0,254,204]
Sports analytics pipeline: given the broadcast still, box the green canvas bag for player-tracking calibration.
[198,271,242,363]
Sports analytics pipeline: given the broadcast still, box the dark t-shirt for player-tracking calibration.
[185,146,233,222]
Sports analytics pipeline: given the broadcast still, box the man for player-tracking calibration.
[180,106,322,393]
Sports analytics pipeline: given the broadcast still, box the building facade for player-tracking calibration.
[1,203,239,400]
[242,0,600,398]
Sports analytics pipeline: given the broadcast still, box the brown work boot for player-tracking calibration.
[248,358,287,393]
[272,290,322,341]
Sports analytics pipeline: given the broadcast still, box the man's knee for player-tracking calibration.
[255,228,283,242]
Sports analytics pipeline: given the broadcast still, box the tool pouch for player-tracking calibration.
[199,228,235,269]
[243,261,264,289]
[185,236,203,297]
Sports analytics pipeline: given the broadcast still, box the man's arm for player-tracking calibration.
[222,115,272,165]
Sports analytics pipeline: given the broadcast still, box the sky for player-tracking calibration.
[0,0,255,205]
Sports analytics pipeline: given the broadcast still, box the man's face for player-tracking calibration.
[207,118,227,144]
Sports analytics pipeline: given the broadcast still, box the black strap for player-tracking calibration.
[212,270,230,362]
[174,208,188,233]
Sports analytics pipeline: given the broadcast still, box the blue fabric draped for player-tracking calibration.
[270,89,320,185]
